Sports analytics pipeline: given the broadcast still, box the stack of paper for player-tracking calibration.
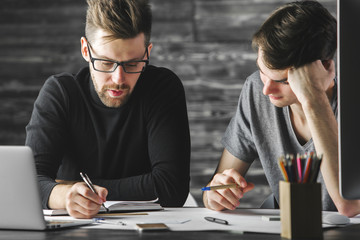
[44,200,163,216]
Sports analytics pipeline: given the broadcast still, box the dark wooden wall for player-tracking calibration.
[0,0,336,206]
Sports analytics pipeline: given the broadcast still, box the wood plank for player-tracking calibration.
[195,0,336,42]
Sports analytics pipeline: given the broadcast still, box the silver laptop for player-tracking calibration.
[0,146,92,230]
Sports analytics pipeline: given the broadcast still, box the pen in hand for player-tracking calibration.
[80,172,109,213]
[201,183,239,191]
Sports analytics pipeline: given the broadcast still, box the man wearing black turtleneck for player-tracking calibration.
[25,0,190,219]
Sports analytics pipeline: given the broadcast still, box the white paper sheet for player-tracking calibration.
[46,208,360,233]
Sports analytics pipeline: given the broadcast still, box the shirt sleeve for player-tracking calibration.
[25,75,71,208]
[144,69,191,206]
[221,75,258,164]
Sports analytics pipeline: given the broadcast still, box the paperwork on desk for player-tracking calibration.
[46,208,360,233]
[44,199,162,216]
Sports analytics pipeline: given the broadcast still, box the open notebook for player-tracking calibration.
[44,199,163,216]
[0,146,92,230]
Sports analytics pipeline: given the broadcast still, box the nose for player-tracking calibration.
[111,65,126,85]
[262,76,278,96]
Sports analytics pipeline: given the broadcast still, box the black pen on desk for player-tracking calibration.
[204,217,229,225]
[80,172,109,213]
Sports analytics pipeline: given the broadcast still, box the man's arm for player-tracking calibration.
[26,76,109,219]
[203,149,254,211]
[302,89,360,217]
[289,60,360,217]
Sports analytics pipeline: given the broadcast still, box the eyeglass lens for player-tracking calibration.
[93,59,146,73]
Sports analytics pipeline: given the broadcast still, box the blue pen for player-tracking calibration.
[201,183,238,191]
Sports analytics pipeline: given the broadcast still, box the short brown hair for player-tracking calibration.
[85,0,152,46]
[252,0,336,70]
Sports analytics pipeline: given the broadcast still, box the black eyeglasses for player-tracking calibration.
[85,37,149,74]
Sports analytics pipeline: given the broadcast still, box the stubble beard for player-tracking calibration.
[91,72,131,108]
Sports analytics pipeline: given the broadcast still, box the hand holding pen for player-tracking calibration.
[80,172,109,213]
[203,168,254,211]
[63,175,108,219]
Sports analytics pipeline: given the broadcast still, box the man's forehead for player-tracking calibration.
[91,29,145,46]
[257,50,288,81]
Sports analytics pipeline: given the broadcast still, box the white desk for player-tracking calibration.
[46,207,360,234]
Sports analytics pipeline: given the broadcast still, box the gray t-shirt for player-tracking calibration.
[221,71,337,211]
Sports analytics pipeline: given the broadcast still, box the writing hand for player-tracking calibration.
[65,182,108,219]
[206,168,254,211]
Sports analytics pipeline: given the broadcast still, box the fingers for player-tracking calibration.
[206,169,254,211]
[65,182,107,219]
[207,189,239,211]
[288,59,335,104]
[94,185,108,202]
[222,168,248,188]
[324,59,335,78]
[243,182,255,193]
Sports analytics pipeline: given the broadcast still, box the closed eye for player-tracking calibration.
[272,79,289,85]
[256,60,289,85]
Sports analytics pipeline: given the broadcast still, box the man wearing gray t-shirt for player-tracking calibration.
[203,1,360,217]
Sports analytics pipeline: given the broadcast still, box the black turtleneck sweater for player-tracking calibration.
[25,66,191,209]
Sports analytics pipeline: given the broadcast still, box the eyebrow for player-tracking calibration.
[88,42,144,62]
[100,54,143,62]
[256,59,288,83]
[95,52,143,63]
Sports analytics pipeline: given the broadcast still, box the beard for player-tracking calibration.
[91,72,131,108]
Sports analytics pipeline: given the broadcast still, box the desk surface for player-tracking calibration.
[1,225,360,240]
[1,207,360,239]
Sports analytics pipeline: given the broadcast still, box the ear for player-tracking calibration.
[321,59,332,70]
[80,37,90,62]
[147,42,153,57]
